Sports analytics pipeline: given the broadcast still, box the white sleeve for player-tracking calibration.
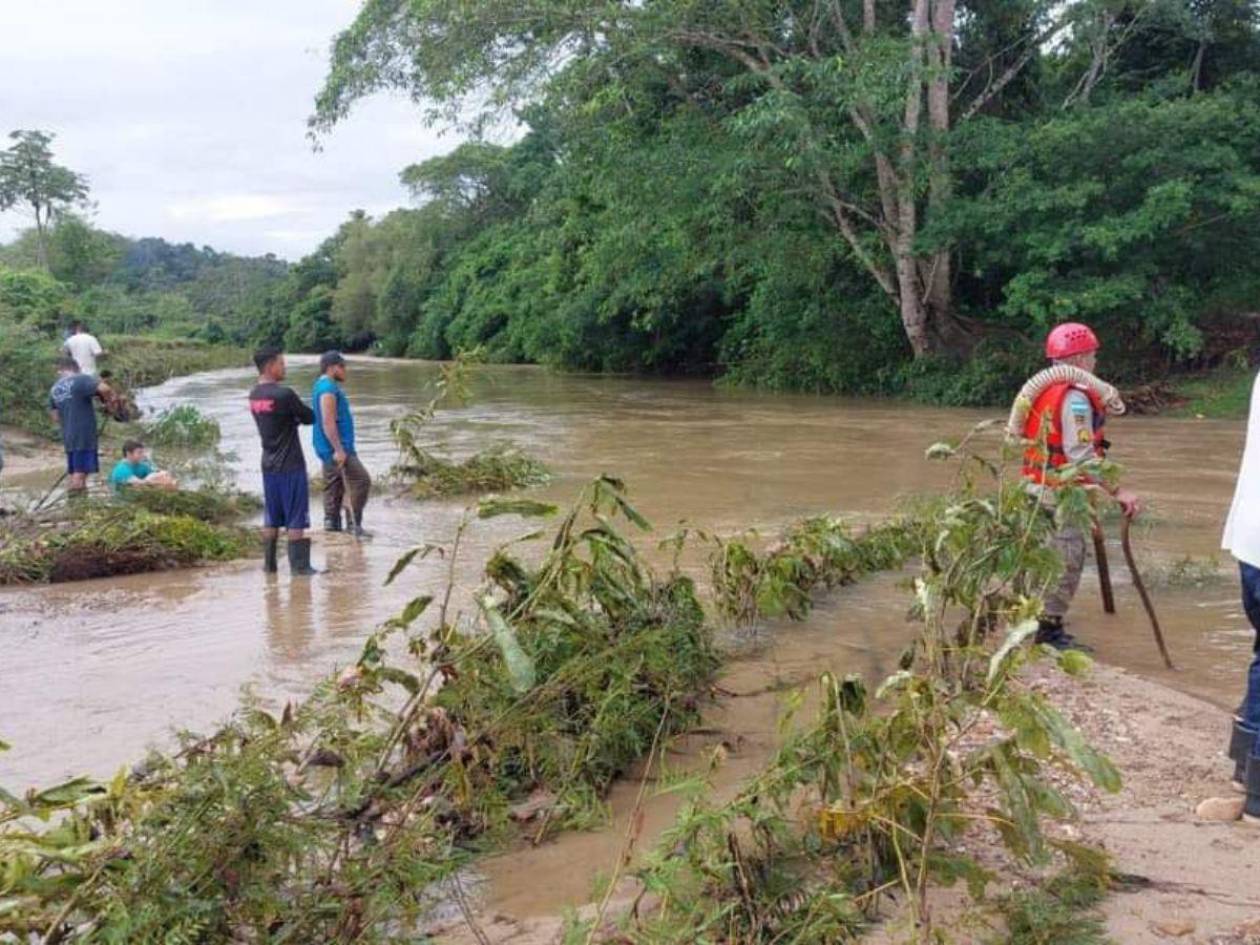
[90,336,103,355]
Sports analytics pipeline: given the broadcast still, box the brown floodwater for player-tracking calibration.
[0,357,1252,917]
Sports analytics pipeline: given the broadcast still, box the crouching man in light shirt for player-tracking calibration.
[1223,370,1260,820]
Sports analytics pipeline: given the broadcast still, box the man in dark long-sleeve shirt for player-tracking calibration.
[249,346,318,575]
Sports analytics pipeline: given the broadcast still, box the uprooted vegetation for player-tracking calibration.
[0,435,1124,943]
[0,492,256,584]
[388,350,551,499]
[138,403,222,448]
[0,478,716,942]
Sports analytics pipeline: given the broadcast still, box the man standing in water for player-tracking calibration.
[313,350,373,539]
[1020,322,1141,651]
[1222,369,1260,820]
[49,355,115,494]
[249,346,319,576]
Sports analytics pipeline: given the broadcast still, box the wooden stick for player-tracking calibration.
[1120,515,1175,670]
[1091,521,1115,614]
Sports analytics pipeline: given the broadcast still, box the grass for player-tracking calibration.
[1168,366,1254,419]
[988,863,1113,945]
[140,404,222,448]
[118,486,261,524]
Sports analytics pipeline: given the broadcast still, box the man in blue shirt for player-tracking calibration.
[49,356,114,494]
[313,351,372,539]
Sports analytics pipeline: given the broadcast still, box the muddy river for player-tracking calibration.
[0,357,1252,916]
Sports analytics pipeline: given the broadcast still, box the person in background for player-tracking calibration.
[249,346,318,576]
[313,350,372,539]
[1019,322,1141,651]
[109,439,178,494]
[62,320,105,377]
[1223,369,1260,821]
[49,355,114,494]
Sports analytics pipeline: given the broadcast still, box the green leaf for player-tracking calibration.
[987,618,1039,685]
[379,667,421,695]
[29,778,104,808]
[1057,648,1094,677]
[478,497,559,519]
[396,595,434,628]
[385,544,441,585]
[478,594,536,694]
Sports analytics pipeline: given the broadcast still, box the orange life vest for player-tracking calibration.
[1021,381,1108,485]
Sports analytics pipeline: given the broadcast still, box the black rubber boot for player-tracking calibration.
[287,538,320,576]
[1232,719,1257,792]
[324,510,343,532]
[1034,616,1094,653]
[1245,753,1260,823]
[263,536,279,574]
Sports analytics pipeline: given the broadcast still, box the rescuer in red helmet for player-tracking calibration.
[1021,322,1142,651]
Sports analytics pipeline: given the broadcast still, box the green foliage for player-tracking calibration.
[700,516,922,627]
[0,478,718,941]
[0,500,254,585]
[141,404,221,448]
[117,486,262,524]
[388,349,552,497]
[612,431,1119,945]
[285,0,1260,397]
[988,861,1113,945]
[0,267,69,332]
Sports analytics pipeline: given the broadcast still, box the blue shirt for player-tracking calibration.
[49,373,100,453]
[311,375,355,462]
[110,459,154,493]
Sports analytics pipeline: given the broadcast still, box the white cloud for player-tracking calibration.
[0,0,464,259]
[167,195,305,224]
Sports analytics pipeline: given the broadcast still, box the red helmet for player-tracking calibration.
[1045,322,1099,360]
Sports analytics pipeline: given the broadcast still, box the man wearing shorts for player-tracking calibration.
[249,346,318,576]
[49,355,113,494]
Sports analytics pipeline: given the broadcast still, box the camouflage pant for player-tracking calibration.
[1043,525,1087,619]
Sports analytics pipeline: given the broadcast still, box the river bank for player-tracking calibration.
[424,660,1258,945]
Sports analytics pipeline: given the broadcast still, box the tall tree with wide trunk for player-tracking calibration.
[0,130,90,271]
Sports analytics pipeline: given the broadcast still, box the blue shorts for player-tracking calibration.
[262,470,311,530]
[66,450,99,475]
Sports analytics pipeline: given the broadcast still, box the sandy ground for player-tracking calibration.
[428,662,1260,945]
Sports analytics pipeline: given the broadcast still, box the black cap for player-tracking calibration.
[319,350,346,371]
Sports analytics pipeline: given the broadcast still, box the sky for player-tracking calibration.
[0,1,463,260]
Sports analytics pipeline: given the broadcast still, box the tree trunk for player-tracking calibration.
[33,204,48,271]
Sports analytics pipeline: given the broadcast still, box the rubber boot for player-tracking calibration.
[1245,753,1260,824]
[263,536,279,574]
[287,538,320,576]
[324,510,343,532]
[1229,718,1256,792]
[1034,615,1094,653]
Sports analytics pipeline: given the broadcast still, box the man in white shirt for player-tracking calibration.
[63,320,105,376]
[1223,371,1260,820]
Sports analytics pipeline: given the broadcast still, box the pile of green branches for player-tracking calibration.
[118,485,261,524]
[0,478,717,943]
[387,350,551,499]
[0,501,253,584]
[139,404,221,448]
[700,515,925,627]
[390,437,550,499]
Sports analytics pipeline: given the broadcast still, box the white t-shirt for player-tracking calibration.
[1223,372,1260,569]
[64,333,103,375]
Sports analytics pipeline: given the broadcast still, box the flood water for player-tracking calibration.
[0,357,1252,914]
